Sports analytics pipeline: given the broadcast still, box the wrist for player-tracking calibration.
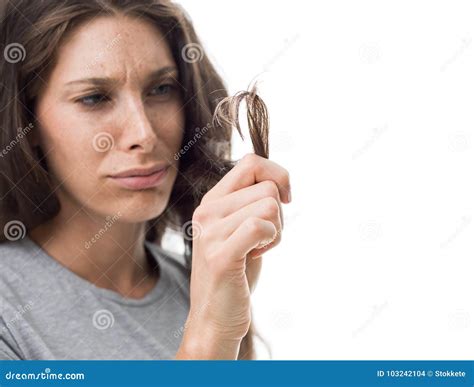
[175,318,242,359]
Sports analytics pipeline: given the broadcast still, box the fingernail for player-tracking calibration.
[287,187,292,203]
[257,238,273,249]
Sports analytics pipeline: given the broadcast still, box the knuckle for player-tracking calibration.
[245,217,269,239]
[242,153,258,164]
[200,191,212,205]
[192,205,207,223]
[261,180,280,200]
[240,153,260,172]
[245,216,262,234]
[261,197,280,219]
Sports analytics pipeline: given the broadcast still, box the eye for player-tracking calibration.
[77,94,110,107]
[149,83,175,97]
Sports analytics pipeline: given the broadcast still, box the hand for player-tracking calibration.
[177,153,291,359]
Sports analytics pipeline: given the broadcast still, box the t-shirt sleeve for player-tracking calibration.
[0,347,20,360]
[0,339,22,359]
[0,316,23,360]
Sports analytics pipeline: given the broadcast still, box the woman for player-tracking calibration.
[0,0,291,360]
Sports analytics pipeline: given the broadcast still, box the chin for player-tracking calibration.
[96,189,170,223]
[122,197,169,223]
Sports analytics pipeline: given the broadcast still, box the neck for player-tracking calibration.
[29,205,157,298]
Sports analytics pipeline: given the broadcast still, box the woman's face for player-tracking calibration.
[34,15,185,222]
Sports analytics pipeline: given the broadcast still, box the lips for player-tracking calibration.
[109,165,170,190]
[110,164,169,178]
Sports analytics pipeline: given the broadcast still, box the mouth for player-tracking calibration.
[109,165,170,190]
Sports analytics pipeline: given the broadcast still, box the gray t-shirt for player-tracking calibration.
[0,235,190,360]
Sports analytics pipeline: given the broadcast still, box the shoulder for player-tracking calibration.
[0,238,36,359]
[0,237,37,279]
[0,237,44,308]
[0,237,31,261]
[0,236,43,273]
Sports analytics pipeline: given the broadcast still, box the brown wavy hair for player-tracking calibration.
[0,0,262,359]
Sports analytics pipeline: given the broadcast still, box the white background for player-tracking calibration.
[176,0,473,359]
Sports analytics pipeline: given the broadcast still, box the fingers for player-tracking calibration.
[219,196,282,240]
[224,217,277,260]
[192,155,289,269]
[202,153,291,204]
[204,180,282,218]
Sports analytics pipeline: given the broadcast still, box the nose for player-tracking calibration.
[118,96,157,154]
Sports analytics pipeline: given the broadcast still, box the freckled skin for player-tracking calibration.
[34,15,185,223]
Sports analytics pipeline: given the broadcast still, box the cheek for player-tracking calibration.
[36,109,104,187]
[36,101,184,217]
[149,103,185,151]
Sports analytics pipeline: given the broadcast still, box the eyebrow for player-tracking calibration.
[64,66,179,87]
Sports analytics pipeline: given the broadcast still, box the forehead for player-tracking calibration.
[49,15,176,85]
